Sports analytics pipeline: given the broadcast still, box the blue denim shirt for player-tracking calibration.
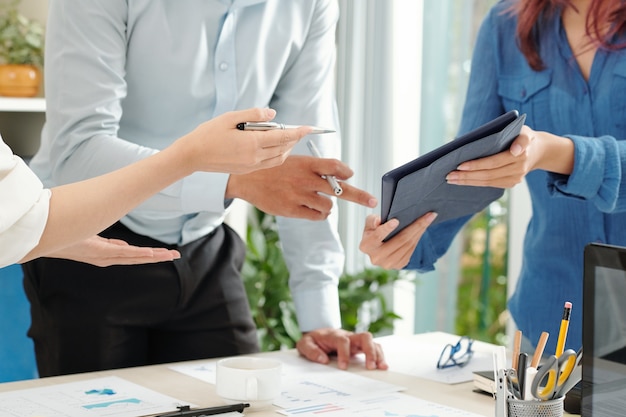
[407,2,626,353]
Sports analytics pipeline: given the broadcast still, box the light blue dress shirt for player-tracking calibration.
[406,2,626,353]
[29,0,344,331]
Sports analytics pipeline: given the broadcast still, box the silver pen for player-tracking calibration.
[236,121,335,135]
[306,140,343,196]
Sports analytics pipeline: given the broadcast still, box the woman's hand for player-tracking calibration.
[359,212,437,269]
[43,235,180,267]
[179,108,313,175]
[445,125,574,188]
[445,125,539,188]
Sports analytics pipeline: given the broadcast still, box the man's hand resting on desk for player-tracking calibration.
[296,328,388,370]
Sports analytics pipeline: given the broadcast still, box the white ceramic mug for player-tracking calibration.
[215,356,282,409]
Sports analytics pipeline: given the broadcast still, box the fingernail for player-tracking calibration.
[368,197,378,207]
[367,360,376,370]
[510,143,523,156]
[317,354,326,363]
[446,172,458,181]
[426,212,438,222]
[456,163,469,171]
[265,108,276,118]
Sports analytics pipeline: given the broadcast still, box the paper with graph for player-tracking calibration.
[0,375,190,417]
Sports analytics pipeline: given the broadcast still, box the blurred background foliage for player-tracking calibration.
[457,199,508,346]
[243,194,508,350]
[242,208,403,351]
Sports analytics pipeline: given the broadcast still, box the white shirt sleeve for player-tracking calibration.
[0,138,50,268]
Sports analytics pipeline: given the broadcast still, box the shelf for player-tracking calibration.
[0,97,46,112]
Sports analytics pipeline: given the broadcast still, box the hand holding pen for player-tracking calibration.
[306,140,343,196]
[182,108,315,175]
[237,120,344,196]
[226,155,377,221]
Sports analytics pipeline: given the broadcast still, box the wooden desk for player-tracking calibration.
[0,332,579,417]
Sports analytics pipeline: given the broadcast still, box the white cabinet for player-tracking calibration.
[0,97,46,158]
[0,97,45,112]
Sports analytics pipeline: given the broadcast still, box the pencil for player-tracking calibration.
[555,301,572,356]
[531,331,549,368]
[512,330,522,372]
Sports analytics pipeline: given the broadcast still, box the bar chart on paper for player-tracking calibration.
[170,353,485,417]
[0,376,191,417]
[277,392,484,417]
[170,354,405,409]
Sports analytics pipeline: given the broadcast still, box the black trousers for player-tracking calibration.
[22,222,259,377]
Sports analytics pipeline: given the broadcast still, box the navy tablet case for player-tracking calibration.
[381,110,526,241]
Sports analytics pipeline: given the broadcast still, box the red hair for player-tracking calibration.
[507,0,626,70]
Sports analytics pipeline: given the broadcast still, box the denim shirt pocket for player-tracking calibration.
[497,70,552,126]
[610,61,626,131]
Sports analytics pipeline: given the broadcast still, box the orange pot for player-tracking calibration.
[0,64,41,97]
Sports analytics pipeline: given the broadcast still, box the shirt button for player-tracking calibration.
[219,62,229,71]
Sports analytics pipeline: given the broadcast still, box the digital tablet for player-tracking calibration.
[381,110,525,241]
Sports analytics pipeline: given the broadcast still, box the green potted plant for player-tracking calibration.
[242,208,405,351]
[0,0,44,97]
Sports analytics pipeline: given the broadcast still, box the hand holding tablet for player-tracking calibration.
[381,110,526,241]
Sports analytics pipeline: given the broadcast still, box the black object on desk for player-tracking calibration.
[582,243,626,416]
[380,110,525,241]
[564,381,581,415]
[155,403,250,417]
[517,352,528,400]
[473,369,495,395]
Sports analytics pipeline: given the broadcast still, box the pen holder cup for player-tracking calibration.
[507,397,564,417]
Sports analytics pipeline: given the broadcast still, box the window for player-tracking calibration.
[336,0,508,344]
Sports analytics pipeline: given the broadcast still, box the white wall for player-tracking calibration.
[506,182,532,344]
[15,0,47,24]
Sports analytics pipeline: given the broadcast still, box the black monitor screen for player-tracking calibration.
[582,243,626,416]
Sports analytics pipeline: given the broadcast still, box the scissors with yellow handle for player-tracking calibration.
[530,348,582,400]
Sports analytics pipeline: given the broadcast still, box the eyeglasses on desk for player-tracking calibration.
[437,336,474,369]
